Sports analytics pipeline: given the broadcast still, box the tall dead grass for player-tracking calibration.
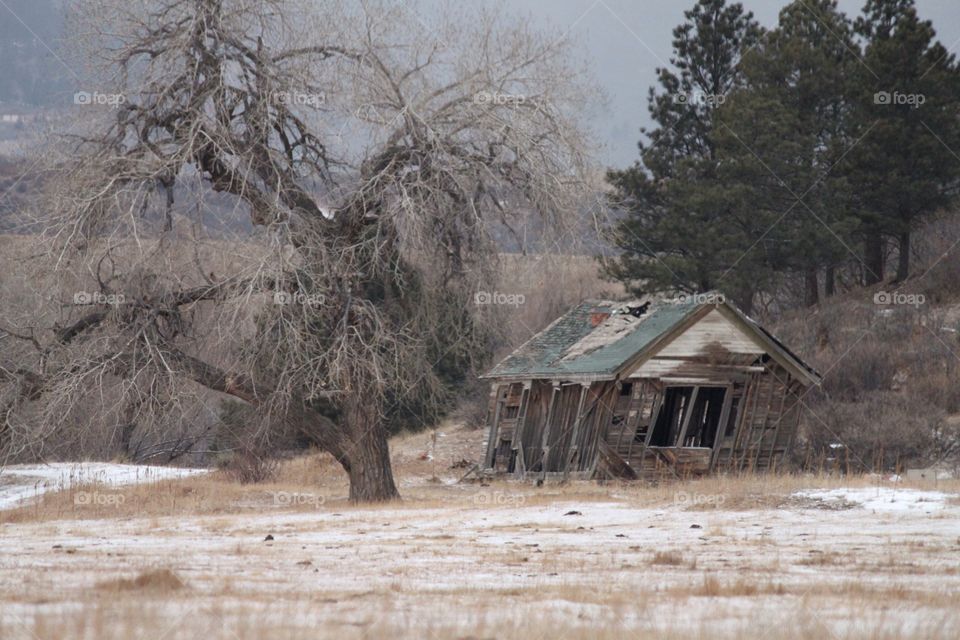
[4,441,956,525]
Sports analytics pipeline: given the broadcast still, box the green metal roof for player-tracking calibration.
[483,298,701,380]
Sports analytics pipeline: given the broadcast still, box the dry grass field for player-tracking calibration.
[2,423,959,640]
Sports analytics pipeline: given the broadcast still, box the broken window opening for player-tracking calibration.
[501,383,524,420]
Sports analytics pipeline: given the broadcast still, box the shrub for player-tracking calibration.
[218,448,278,484]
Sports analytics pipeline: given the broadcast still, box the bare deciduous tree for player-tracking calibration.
[0,0,597,501]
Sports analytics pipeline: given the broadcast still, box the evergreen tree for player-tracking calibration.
[605,0,762,311]
[607,0,959,308]
[850,0,960,283]
[714,0,859,306]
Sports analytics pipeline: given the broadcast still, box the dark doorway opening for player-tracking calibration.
[682,387,726,448]
[649,386,727,448]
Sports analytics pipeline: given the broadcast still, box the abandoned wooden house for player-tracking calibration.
[481,295,821,480]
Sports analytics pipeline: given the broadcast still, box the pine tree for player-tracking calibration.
[850,0,960,283]
[713,0,860,306]
[605,0,762,311]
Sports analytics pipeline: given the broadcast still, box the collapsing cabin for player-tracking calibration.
[481,295,821,480]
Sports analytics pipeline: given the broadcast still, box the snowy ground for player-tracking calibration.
[793,486,953,513]
[0,463,209,510]
[1,473,959,639]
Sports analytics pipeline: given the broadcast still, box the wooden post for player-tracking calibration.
[511,381,532,478]
[586,383,617,478]
[538,381,561,477]
[483,383,504,469]
[515,439,526,478]
[562,383,590,479]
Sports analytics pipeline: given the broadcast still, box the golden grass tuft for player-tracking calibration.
[650,551,685,566]
[797,551,845,566]
[96,568,186,592]
[691,574,786,597]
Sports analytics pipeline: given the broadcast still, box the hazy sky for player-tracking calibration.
[2,0,956,170]
[472,0,960,169]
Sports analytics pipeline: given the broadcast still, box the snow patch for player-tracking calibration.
[793,487,952,513]
[0,462,208,510]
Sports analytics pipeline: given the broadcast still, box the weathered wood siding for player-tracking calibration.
[712,364,803,472]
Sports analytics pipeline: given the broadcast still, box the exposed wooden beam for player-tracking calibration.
[674,386,700,448]
[709,383,734,472]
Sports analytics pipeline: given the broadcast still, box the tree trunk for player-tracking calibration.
[804,269,819,307]
[863,231,885,285]
[118,400,140,458]
[342,404,399,502]
[119,423,136,457]
[825,265,836,297]
[344,426,399,502]
[895,229,910,282]
[0,419,8,458]
[172,350,400,502]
